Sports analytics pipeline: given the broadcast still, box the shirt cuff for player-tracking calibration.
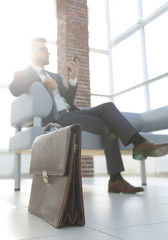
[70,78,77,86]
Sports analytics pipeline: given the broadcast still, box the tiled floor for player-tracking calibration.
[0,176,168,240]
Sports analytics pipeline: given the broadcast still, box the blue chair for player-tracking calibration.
[9,82,168,190]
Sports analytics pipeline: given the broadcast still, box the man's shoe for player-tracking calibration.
[133,141,168,160]
[108,178,144,194]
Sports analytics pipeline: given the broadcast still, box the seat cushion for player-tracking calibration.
[9,127,44,152]
[82,131,168,152]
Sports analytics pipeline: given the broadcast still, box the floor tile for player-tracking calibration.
[29,230,120,240]
[101,223,168,240]
[0,207,91,240]
[0,176,168,240]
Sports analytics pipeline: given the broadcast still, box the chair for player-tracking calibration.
[9,82,168,190]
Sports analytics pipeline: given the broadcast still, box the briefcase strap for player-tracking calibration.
[43,123,62,133]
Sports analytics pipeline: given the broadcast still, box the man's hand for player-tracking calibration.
[44,77,58,90]
[67,58,80,79]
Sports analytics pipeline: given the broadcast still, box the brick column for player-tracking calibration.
[57,0,93,177]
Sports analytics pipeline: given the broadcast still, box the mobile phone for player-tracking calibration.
[68,56,80,71]
[73,56,80,63]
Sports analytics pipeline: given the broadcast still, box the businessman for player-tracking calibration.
[9,38,168,194]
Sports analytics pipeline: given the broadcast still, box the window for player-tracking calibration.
[0,0,57,150]
[142,0,168,18]
[149,76,168,110]
[88,0,168,116]
[1,0,168,149]
[145,12,168,79]
[88,0,108,50]
[0,89,15,149]
[114,87,146,113]
[89,51,110,96]
[112,31,144,93]
[109,0,139,38]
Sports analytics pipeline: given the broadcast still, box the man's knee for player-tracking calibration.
[104,102,115,110]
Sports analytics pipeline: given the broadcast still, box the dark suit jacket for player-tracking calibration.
[9,66,78,124]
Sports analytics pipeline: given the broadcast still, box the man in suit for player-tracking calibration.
[9,38,168,194]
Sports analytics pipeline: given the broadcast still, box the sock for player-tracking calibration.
[110,173,122,182]
[129,133,146,146]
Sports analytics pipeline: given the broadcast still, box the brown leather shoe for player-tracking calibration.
[133,141,168,160]
[108,178,144,194]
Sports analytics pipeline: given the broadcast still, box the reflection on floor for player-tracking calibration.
[0,176,168,240]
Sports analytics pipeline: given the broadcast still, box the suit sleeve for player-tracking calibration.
[9,70,40,97]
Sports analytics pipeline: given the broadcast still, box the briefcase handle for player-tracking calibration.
[43,123,62,134]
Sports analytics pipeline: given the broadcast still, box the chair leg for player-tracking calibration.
[14,153,21,191]
[140,160,147,185]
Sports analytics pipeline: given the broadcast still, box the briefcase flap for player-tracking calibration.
[30,126,72,176]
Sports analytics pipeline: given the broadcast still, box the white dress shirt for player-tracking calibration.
[30,65,77,112]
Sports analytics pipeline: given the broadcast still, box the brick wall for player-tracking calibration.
[57,0,94,177]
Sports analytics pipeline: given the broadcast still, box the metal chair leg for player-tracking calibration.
[140,160,147,185]
[14,153,21,191]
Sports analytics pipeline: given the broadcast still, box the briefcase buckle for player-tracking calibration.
[43,171,49,184]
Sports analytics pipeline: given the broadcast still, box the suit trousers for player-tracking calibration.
[56,102,138,175]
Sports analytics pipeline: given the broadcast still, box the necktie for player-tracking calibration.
[41,69,59,120]
[41,69,47,76]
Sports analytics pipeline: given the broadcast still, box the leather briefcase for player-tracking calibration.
[28,123,85,228]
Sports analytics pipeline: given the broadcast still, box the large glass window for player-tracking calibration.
[87,0,108,50]
[142,0,168,18]
[0,89,15,149]
[0,0,57,150]
[149,76,168,110]
[88,0,168,116]
[145,12,168,79]
[0,0,57,85]
[114,87,146,113]
[109,0,139,38]
[112,31,144,93]
[45,43,57,73]
[91,95,111,107]
[1,0,168,150]
[89,52,110,96]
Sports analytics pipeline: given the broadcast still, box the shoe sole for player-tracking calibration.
[108,189,120,193]
[108,189,144,194]
[133,145,168,160]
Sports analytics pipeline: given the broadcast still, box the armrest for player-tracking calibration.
[11,82,52,128]
[140,106,168,132]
